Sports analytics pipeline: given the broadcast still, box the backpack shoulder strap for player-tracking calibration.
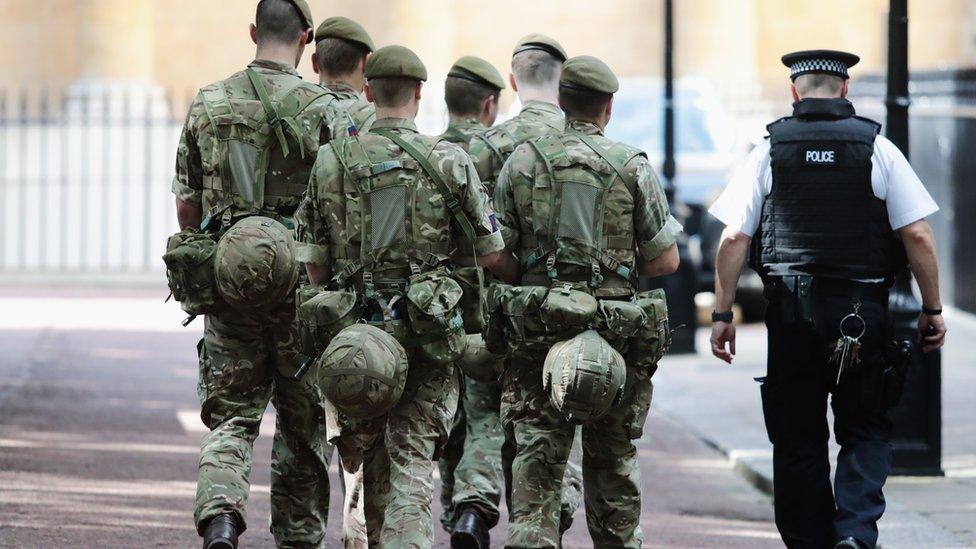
[245,68,299,158]
[569,129,636,185]
[371,129,477,244]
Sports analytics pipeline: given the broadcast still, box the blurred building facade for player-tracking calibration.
[3,0,975,105]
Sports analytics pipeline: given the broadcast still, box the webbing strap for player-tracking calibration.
[245,68,293,158]
[570,129,631,183]
[472,133,507,172]
[371,129,478,243]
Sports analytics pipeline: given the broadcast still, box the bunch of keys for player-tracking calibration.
[828,302,866,386]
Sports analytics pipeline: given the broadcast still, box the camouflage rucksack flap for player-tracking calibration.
[628,288,671,376]
[162,229,224,318]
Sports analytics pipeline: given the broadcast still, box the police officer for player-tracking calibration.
[312,16,377,137]
[295,44,517,547]
[495,55,681,547]
[171,1,335,547]
[709,50,947,549]
[432,54,507,547]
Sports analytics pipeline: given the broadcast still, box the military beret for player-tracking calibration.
[448,56,506,91]
[365,45,428,81]
[283,0,314,44]
[315,16,375,52]
[512,33,567,62]
[781,49,860,80]
[560,55,619,94]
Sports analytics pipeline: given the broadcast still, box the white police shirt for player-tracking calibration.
[709,135,938,237]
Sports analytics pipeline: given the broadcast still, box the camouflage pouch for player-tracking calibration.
[540,283,599,338]
[499,285,551,355]
[597,299,648,352]
[628,289,671,376]
[483,283,512,355]
[406,270,467,365]
[452,266,487,334]
[296,288,360,357]
[162,229,223,316]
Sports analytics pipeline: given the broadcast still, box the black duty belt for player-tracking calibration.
[765,275,888,303]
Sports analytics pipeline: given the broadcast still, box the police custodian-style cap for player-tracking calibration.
[448,56,506,91]
[365,45,428,81]
[283,0,314,43]
[315,16,375,51]
[782,49,861,80]
[513,33,568,62]
[560,55,619,94]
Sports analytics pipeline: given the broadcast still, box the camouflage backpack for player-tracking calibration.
[198,68,336,227]
[519,129,645,297]
[324,130,480,364]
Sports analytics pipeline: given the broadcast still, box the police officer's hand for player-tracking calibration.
[710,321,736,364]
[917,313,947,353]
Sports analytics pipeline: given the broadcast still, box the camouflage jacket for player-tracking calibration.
[323,81,377,138]
[172,59,335,221]
[467,100,564,195]
[495,120,683,296]
[439,118,487,152]
[295,117,505,285]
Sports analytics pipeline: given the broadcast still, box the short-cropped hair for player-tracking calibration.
[794,73,845,96]
[558,86,611,121]
[444,76,500,117]
[316,38,369,77]
[512,50,561,88]
[369,77,419,108]
[255,0,305,46]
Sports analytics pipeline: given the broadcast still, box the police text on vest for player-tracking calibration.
[804,150,837,164]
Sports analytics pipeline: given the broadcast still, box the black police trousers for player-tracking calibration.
[760,279,893,549]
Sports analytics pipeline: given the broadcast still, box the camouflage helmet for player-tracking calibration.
[214,216,299,313]
[456,333,504,382]
[543,330,626,423]
[310,324,408,419]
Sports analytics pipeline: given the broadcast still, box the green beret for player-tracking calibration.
[560,55,619,94]
[365,45,428,82]
[513,33,567,62]
[448,56,505,91]
[315,16,375,52]
[284,0,314,43]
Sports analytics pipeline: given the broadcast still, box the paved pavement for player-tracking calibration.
[653,311,976,548]
[0,287,781,548]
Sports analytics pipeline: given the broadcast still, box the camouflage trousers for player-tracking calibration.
[335,359,459,548]
[501,357,654,548]
[194,303,331,548]
[440,372,584,533]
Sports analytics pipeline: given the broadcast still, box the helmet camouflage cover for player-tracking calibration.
[308,324,408,419]
[214,216,299,313]
[543,329,626,423]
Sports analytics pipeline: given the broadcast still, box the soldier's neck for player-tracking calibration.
[375,104,418,121]
[517,86,559,107]
[321,73,365,93]
[254,43,300,70]
[449,113,481,125]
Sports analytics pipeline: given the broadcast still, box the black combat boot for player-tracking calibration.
[202,513,239,549]
[451,507,489,549]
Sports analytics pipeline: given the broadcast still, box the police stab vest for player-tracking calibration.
[759,98,904,281]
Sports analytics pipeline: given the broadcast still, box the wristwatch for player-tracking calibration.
[712,310,734,323]
[922,306,943,316]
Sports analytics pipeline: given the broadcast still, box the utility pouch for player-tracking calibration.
[406,270,467,365]
[452,266,486,334]
[540,282,599,339]
[781,275,815,328]
[597,299,648,352]
[296,288,360,357]
[882,339,912,409]
[628,289,670,376]
[483,283,512,355]
[162,229,223,316]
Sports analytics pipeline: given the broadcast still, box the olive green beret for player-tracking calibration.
[560,55,619,94]
[448,56,505,91]
[365,45,428,81]
[283,0,314,43]
[315,16,375,52]
[513,33,567,62]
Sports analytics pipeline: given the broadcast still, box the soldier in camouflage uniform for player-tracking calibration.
[459,34,584,546]
[312,16,377,138]
[494,56,683,548]
[295,45,518,548]
[432,55,504,542]
[171,1,334,547]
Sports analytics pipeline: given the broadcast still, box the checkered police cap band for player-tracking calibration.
[790,58,849,79]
